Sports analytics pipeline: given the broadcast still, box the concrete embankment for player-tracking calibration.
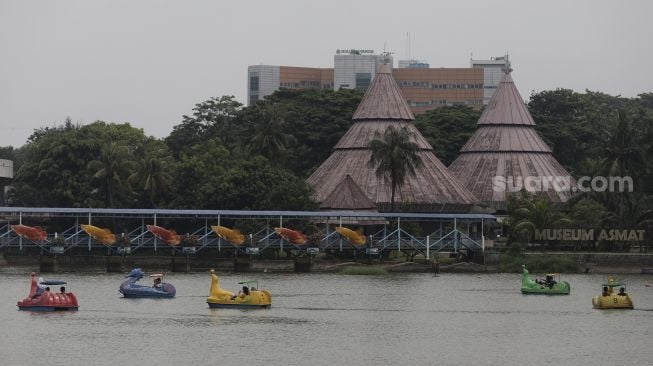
[2,250,653,273]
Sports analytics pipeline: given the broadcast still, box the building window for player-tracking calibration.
[355,73,372,90]
[250,76,259,92]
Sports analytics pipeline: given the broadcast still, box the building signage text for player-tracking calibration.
[336,49,374,55]
[533,229,645,242]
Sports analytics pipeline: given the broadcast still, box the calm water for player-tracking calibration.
[1,267,652,366]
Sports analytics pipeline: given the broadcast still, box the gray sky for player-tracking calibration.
[1,0,652,148]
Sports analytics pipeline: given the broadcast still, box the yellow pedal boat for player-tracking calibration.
[207,269,271,309]
[592,276,634,309]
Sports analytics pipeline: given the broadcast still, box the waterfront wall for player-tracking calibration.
[485,252,653,267]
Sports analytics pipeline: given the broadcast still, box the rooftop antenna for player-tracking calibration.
[382,41,393,65]
[382,48,394,65]
[405,33,408,60]
[503,51,512,74]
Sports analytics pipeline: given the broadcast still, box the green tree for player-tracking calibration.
[0,146,15,160]
[166,96,243,158]
[600,110,645,180]
[10,119,100,207]
[413,105,480,165]
[528,89,633,175]
[255,88,362,176]
[508,191,571,247]
[87,141,136,208]
[368,126,423,212]
[129,140,174,208]
[169,141,316,211]
[244,104,292,164]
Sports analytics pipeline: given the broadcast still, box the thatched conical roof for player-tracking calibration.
[308,63,478,212]
[449,72,574,210]
[351,64,414,121]
[320,175,376,211]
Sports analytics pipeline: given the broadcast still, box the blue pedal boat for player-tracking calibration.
[119,268,176,298]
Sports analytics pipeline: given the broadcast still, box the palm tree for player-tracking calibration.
[246,104,292,164]
[129,150,173,207]
[508,192,571,249]
[88,142,135,208]
[599,110,646,227]
[368,126,423,212]
[600,110,645,180]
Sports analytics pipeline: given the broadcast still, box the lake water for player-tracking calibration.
[1,267,652,366]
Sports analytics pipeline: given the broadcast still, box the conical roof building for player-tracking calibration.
[307,64,478,212]
[449,71,574,210]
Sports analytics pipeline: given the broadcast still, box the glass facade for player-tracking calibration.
[250,76,259,92]
[355,73,372,90]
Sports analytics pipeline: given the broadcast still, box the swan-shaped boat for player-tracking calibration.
[17,272,79,311]
[206,269,271,309]
[592,276,634,309]
[119,268,176,298]
[521,265,570,294]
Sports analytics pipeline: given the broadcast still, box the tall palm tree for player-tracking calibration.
[600,110,645,179]
[599,110,646,227]
[88,142,135,208]
[129,150,173,207]
[368,126,423,212]
[246,104,291,164]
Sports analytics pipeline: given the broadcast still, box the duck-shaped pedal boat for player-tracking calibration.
[17,272,79,311]
[207,269,271,309]
[592,276,633,309]
[520,265,570,295]
[119,268,176,298]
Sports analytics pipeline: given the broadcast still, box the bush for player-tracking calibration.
[499,253,578,273]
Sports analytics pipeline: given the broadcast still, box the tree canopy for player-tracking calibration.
[3,86,653,252]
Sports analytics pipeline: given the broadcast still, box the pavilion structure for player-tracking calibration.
[307,63,478,213]
[449,70,574,211]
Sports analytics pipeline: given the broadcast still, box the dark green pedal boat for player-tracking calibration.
[521,265,570,295]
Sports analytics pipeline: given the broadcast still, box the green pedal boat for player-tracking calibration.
[521,265,570,295]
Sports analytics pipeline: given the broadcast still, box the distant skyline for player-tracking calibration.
[1,0,652,147]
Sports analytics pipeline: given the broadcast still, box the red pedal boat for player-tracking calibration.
[17,272,79,311]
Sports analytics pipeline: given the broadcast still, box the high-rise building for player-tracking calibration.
[333,49,390,90]
[247,65,333,106]
[471,55,511,105]
[393,68,484,114]
[398,59,430,69]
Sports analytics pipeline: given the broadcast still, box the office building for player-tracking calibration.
[247,50,505,113]
[333,49,390,90]
[471,55,512,105]
[247,65,333,106]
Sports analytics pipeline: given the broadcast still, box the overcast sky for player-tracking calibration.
[1,0,652,147]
